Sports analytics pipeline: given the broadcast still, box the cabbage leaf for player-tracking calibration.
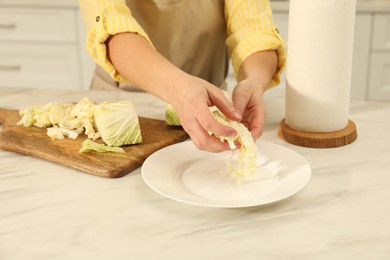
[164,103,257,177]
[79,139,125,153]
[94,101,142,147]
[209,107,257,177]
[165,103,181,126]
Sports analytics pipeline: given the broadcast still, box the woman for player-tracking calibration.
[78,0,286,152]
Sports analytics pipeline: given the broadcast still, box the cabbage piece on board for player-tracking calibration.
[94,101,142,147]
[165,103,181,126]
[17,102,74,128]
[79,139,125,153]
[65,97,97,139]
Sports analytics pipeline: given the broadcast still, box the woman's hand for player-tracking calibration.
[232,78,266,140]
[233,50,278,140]
[169,74,242,152]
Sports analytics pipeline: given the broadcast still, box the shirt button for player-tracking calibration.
[96,16,100,22]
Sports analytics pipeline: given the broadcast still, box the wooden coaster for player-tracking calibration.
[279,119,357,148]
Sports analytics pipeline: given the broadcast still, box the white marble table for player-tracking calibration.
[1,87,389,260]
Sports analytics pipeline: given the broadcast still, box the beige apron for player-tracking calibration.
[91,0,228,91]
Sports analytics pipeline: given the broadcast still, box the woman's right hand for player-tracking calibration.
[168,73,242,152]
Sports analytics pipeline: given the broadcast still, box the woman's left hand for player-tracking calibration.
[232,78,267,141]
[232,50,279,140]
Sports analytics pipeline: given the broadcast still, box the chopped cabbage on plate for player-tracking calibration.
[165,103,257,177]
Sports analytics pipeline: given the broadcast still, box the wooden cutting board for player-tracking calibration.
[0,108,188,178]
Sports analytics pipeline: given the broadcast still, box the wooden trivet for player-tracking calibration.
[279,119,357,148]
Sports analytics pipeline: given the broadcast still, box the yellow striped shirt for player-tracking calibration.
[78,0,286,88]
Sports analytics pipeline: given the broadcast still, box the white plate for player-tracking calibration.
[141,141,311,208]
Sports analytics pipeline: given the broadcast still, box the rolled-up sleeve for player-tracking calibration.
[78,0,154,83]
[225,0,286,88]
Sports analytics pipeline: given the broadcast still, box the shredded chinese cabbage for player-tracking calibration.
[209,107,257,177]
[17,98,142,153]
[79,139,125,153]
[164,103,257,177]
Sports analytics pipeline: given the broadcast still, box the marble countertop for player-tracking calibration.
[1,87,389,259]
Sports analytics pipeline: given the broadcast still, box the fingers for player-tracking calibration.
[195,102,236,138]
[179,85,237,139]
[232,83,252,117]
[232,81,266,141]
[181,115,233,152]
[209,88,242,122]
[248,110,266,140]
[169,77,256,152]
[178,98,237,152]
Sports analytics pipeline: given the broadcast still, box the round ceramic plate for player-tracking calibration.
[141,141,311,208]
